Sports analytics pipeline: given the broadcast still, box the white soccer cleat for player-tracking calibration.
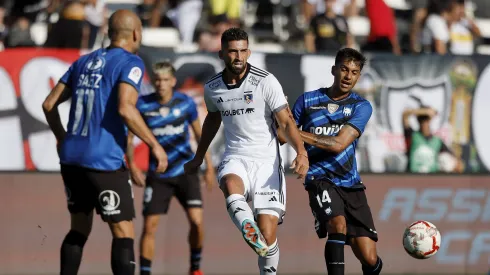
[241,219,269,257]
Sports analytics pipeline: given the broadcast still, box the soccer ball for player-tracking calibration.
[403,220,441,259]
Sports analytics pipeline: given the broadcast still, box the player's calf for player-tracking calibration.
[140,216,160,275]
[257,213,280,275]
[325,215,347,275]
[187,208,204,272]
[60,212,93,275]
[109,221,136,275]
[351,237,382,275]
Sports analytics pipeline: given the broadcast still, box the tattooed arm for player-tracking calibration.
[299,125,360,154]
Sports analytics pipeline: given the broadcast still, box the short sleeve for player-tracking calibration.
[263,75,288,113]
[203,90,218,112]
[187,97,199,122]
[427,15,450,42]
[346,101,373,137]
[60,61,76,85]
[292,93,305,127]
[118,56,145,93]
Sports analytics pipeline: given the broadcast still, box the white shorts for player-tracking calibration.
[217,156,286,223]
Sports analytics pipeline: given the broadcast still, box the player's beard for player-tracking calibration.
[226,61,246,75]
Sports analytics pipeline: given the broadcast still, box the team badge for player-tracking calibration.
[159,107,169,117]
[343,107,352,117]
[327,103,339,114]
[172,109,181,117]
[244,93,253,104]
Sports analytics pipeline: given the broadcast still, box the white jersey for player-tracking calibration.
[204,64,288,162]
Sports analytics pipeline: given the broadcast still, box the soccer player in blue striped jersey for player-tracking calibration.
[126,61,215,275]
[42,10,168,275]
[280,48,383,275]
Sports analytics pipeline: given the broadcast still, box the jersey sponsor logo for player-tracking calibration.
[86,56,105,71]
[152,124,185,136]
[248,75,260,86]
[255,191,276,195]
[310,124,344,136]
[128,66,142,84]
[217,96,243,104]
[159,107,170,117]
[144,111,160,117]
[77,74,102,88]
[99,190,121,215]
[327,103,339,113]
[221,108,255,116]
[310,106,326,110]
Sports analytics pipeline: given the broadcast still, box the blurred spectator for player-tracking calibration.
[4,0,50,48]
[362,0,401,55]
[449,0,480,55]
[209,0,242,27]
[408,0,428,53]
[304,0,353,53]
[198,14,230,52]
[420,0,460,55]
[144,0,202,45]
[82,0,107,49]
[44,1,90,49]
[301,0,356,24]
[402,106,463,173]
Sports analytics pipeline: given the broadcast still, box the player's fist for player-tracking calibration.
[184,157,203,174]
[151,145,168,173]
[290,153,309,180]
[129,165,146,187]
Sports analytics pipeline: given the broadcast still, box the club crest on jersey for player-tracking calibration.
[86,57,105,71]
[159,107,170,117]
[343,107,352,117]
[244,92,253,104]
[327,103,339,114]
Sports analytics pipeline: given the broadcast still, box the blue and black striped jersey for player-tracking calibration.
[137,92,198,178]
[292,88,372,188]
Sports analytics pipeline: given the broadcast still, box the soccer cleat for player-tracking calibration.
[189,270,203,275]
[241,219,269,257]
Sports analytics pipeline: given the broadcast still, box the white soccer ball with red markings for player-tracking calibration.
[403,220,441,259]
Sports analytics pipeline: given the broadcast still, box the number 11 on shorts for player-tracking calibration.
[316,190,331,207]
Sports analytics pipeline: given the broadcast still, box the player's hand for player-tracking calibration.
[203,168,216,191]
[129,165,146,187]
[290,153,309,180]
[184,157,204,174]
[151,145,168,173]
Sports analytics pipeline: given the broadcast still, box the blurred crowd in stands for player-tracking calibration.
[0,0,489,55]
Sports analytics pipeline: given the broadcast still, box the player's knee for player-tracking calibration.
[219,174,245,197]
[63,230,88,247]
[142,219,159,238]
[328,215,347,234]
[362,256,382,275]
[109,220,135,239]
[364,252,378,267]
[189,214,203,230]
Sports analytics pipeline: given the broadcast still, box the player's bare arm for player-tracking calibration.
[275,106,309,179]
[184,111,222,174]
[42,82,71,143]
[190,118,216,190]
[118,82,168,173]
[300,124,360,155]
[126,131,146,187]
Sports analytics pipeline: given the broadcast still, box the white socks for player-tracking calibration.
[259,239,279,275]
[226,194,255,230]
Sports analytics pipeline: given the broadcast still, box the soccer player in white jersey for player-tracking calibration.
[184,28,309,275]
[185,28,309,275]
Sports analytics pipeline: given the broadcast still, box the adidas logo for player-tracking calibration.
[263,266,277,273]
[269,196,277,202]
[233,207,244,215]
[217,97,224,103]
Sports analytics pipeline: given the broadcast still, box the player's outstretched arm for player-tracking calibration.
[184,111,221,174]
[300,125,360,154]
[118,83,168,172]
[42,82,72,142]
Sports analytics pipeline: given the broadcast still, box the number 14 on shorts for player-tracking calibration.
[316,190,331,206]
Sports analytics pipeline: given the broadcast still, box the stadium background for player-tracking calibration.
[1,0,490,274]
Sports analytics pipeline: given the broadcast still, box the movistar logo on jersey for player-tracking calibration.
[221,108,255,117]
[152,124,185,136]
[310,124,344,136]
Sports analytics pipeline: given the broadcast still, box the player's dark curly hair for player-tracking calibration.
[221,27,249,48]
[335,48,367,70]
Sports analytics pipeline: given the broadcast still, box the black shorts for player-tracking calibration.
[60,164,135,223]
[143,173,202,216]
[306,179,378,244]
